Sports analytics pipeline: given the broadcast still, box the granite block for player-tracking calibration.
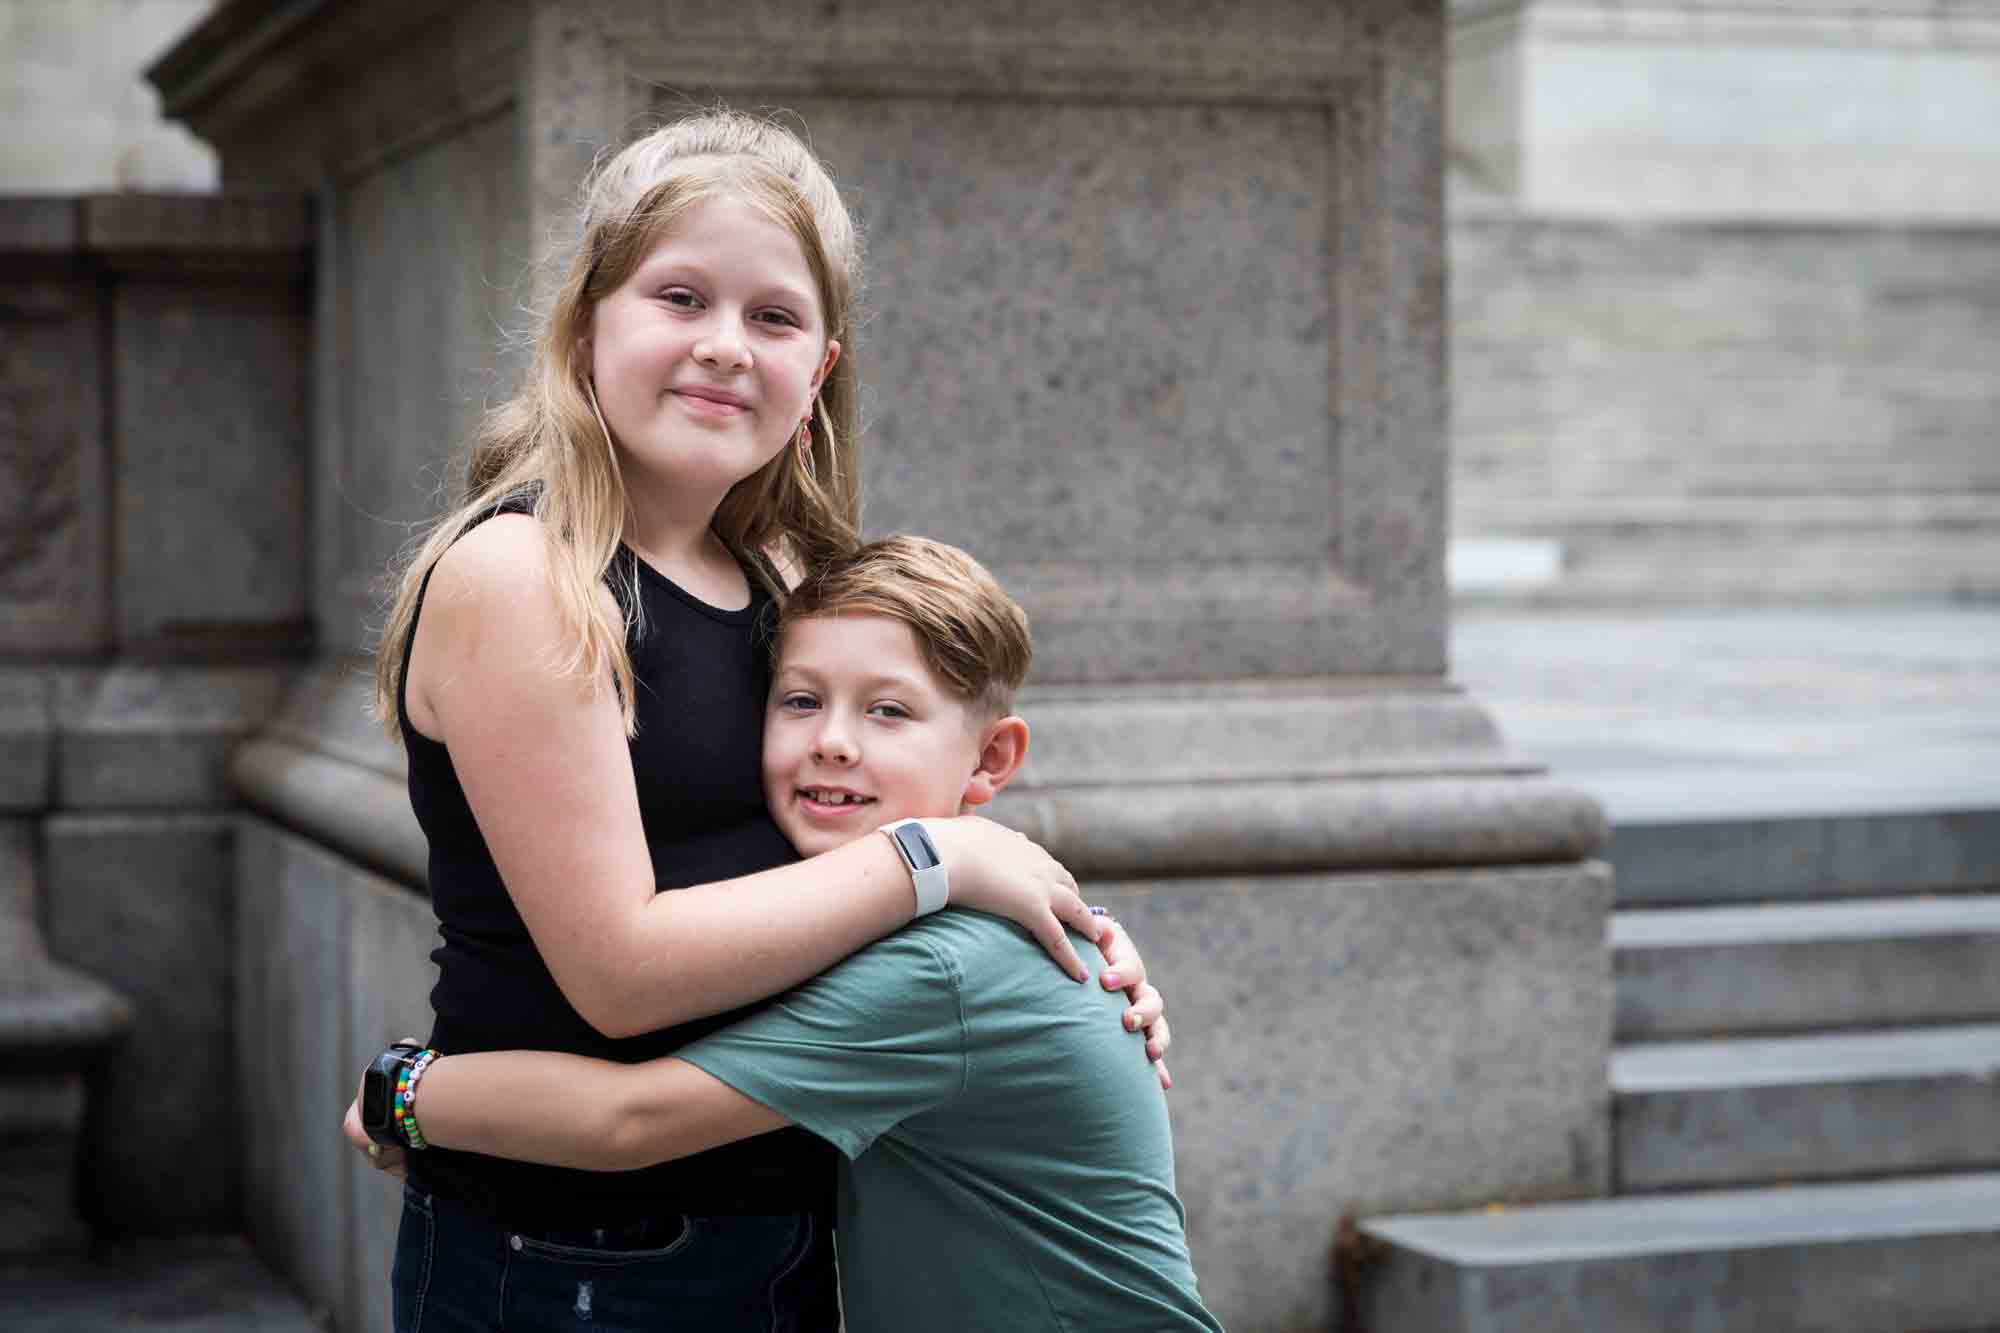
[0,673,52,811]
[0,816,33,933]
[998,773,1605,878]
[0,274,109,658]
[1360,1173,2000,1333]
[0,958,133,1054]
[54,666,287,809]
[1083,860,1612,1332]
[1451,218,2000,606]
[776,88,1444,682]
[41,814,236,1230]
[1613,1025,2000,1192]
[1449,1,2000,223]
[0,198,79,252]
[113,280,309,656]
[262,663,406,781]
[1610,809,2000,907]
[1614,897,2000,1040]
[83,193,310,256]
[324,103,526,657]
[235,819,350,1317]
[1012,683,1508,790]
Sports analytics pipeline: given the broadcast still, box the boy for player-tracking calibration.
[348,537,1221,1331]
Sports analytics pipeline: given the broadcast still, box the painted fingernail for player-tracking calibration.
[1101,971,1121,989]
[1124,1011,1140,1030]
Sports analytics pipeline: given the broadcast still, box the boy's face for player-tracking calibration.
[763,613,991,859]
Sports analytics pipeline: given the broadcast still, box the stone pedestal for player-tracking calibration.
[153,3,1612,1327]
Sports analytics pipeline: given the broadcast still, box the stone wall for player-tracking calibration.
[1444,1,2000,605]
[1449,217,2000,604]
[0,194,309,1233]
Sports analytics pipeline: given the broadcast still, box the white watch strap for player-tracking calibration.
[881,819,950,916]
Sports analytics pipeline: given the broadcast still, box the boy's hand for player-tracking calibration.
[925,816,1098,982]
[344,1044,423,1180]
[1097,915,1172,1091]
[344,1095,409,1179]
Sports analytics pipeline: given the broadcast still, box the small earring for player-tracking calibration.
[794,417,816,483]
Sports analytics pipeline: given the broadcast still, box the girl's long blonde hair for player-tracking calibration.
[372,110,865,740]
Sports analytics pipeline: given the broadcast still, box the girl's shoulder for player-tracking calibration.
[426,511,550,612]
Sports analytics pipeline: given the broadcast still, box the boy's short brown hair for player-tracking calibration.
[777,536,1032,718]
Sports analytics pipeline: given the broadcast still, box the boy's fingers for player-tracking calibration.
[1155,1059,1173,1092]
[1145,1015,1172,1062]
[342,1099,368,1149]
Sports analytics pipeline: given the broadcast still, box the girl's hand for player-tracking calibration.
[922,816,1100,982]
[1097,914,1172,1091]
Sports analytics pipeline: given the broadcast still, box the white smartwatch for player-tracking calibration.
[880,818,949,916]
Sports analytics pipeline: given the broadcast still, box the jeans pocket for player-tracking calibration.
[765,1213,840,1333]
[509,1215,696,1267]
[390,1185,436,1333]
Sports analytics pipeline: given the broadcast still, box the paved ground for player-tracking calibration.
[1451,604,2000,823]
[0,1238,323,1332]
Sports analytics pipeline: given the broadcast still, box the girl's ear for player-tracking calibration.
[960,715,1029,810]
[812,339,841,398]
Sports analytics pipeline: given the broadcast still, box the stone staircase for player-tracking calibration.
[1353,807,2000,1332]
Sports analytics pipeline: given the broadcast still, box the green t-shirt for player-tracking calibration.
[679,910,1223,1333]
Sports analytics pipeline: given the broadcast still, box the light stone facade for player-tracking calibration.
[1450,0,2000,224]
[1446,0,2000,603]
[0,0,219,193]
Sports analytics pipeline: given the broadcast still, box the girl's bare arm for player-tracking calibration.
[343,1050,787,1174]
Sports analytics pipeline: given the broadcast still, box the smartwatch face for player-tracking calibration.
[891,822,940,872]
[361,1064,393,1129]
[362,1044,416,1131]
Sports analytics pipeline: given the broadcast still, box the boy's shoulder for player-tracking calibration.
[897,910,1112,1007]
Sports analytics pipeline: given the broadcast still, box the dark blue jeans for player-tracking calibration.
[391,1185,839,1332]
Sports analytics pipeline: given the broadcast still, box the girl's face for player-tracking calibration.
[587,193,840,503]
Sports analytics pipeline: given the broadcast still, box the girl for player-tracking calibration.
[370,110,1166,1331]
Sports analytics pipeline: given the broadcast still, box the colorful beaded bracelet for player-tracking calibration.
[392,1048,438,1150]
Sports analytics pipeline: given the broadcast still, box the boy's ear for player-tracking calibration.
[960,715,1029,811]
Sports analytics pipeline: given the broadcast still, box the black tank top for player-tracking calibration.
[401,494,833,1224]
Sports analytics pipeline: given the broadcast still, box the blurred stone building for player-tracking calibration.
[1446,0,2000,604]
[2,4,1995,1332]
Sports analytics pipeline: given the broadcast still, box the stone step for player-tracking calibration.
[1613,1024,2000,1192]
[0,1235,324,1332]
[1610,807,2000,908]
[1357,1171,2000,1333]
[1613,895,2000,1039]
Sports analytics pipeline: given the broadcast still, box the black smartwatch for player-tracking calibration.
[360,1040,426,1147]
